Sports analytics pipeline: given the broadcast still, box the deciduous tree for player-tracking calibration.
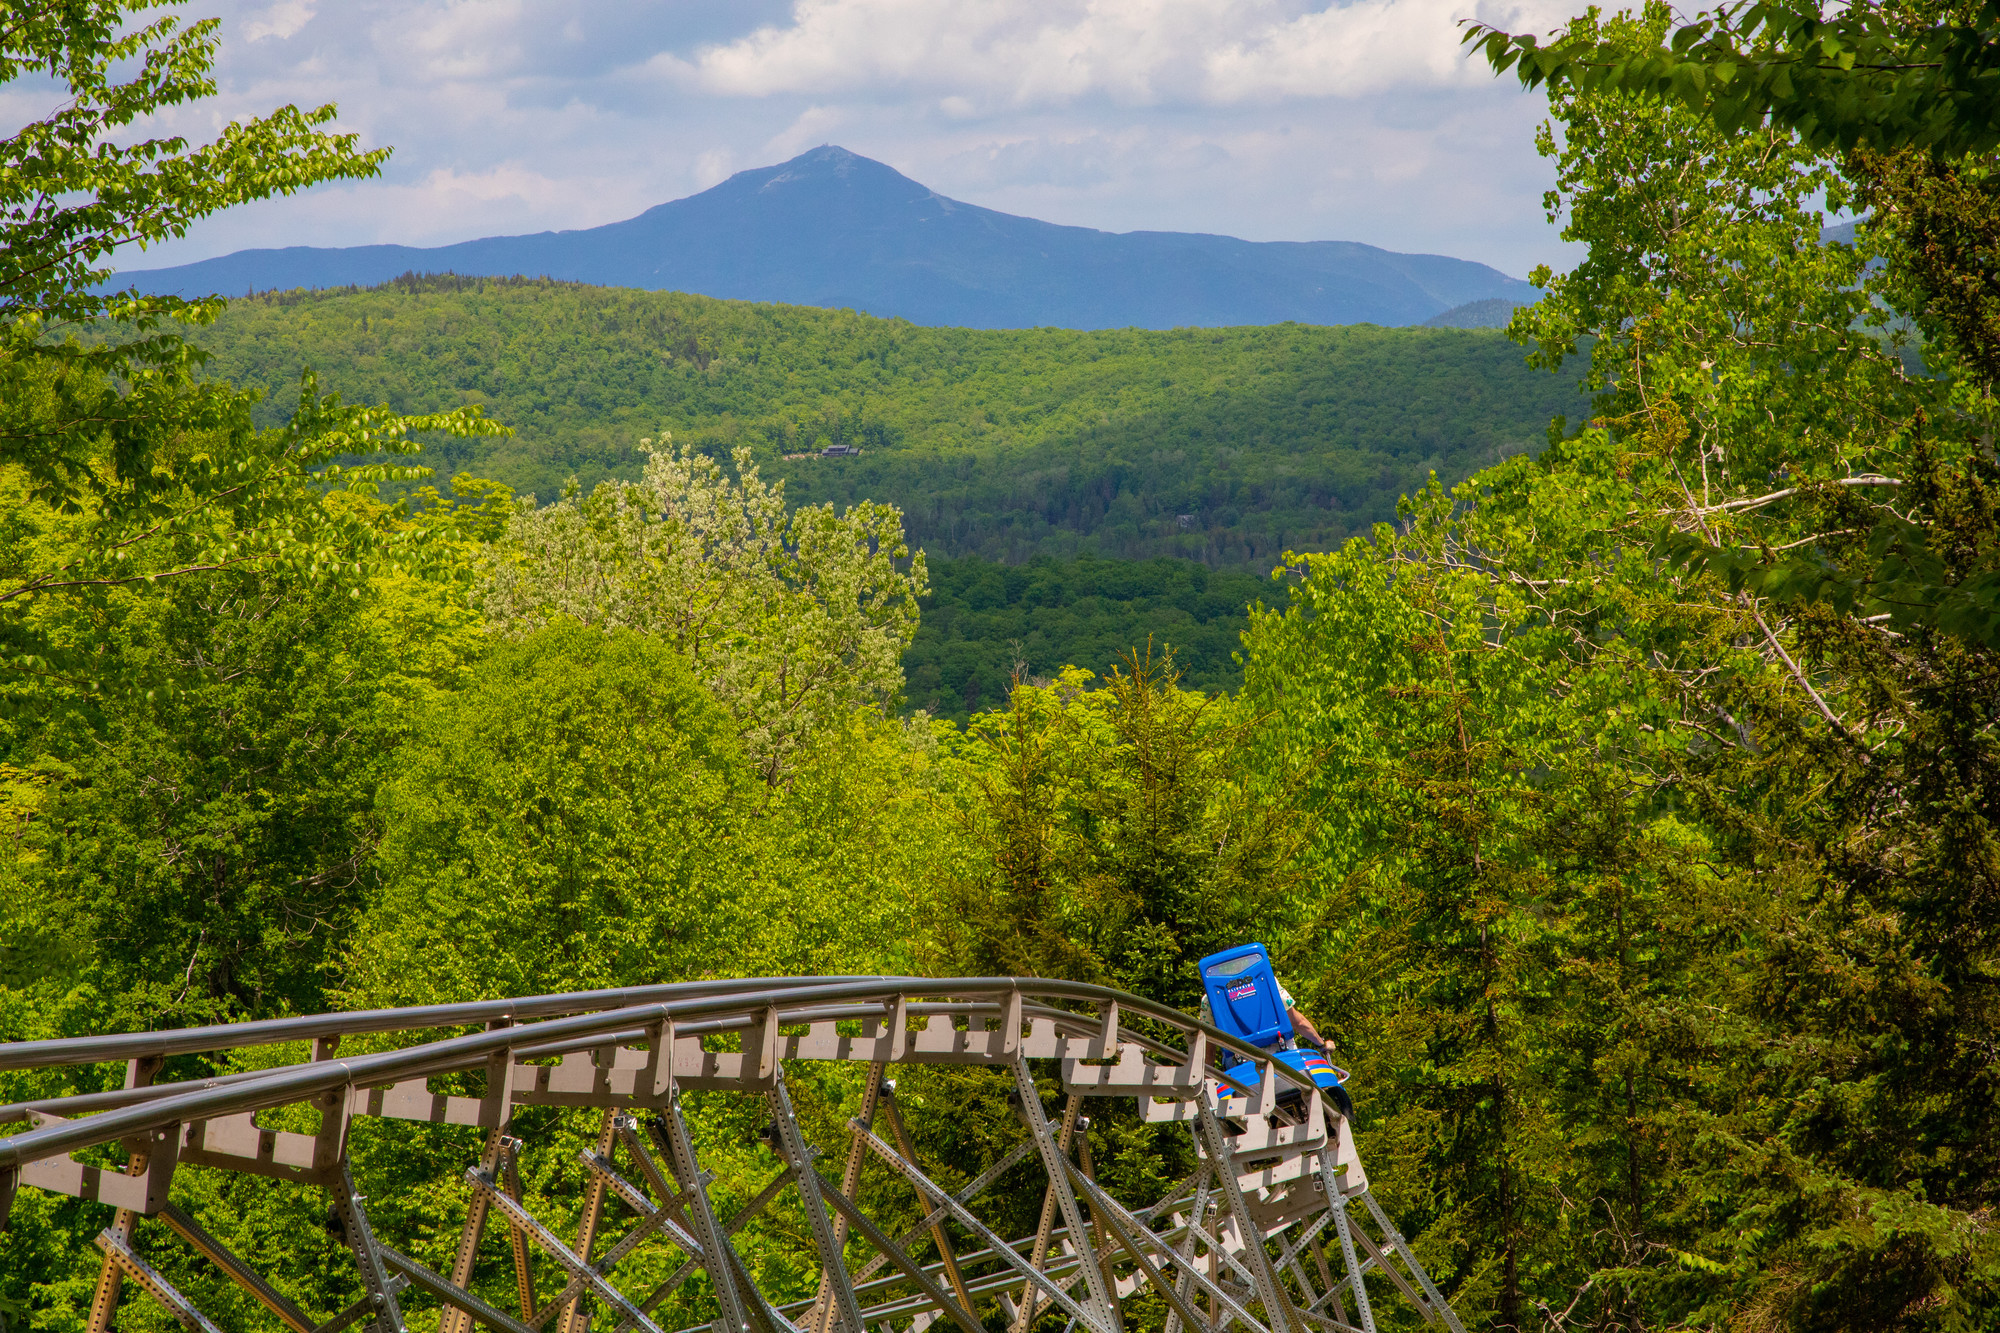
[486,440,926,783]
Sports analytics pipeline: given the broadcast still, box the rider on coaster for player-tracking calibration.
[1280,978,1328,1051]
[1274,977,1353,1119]
[1198,943,1353,1120]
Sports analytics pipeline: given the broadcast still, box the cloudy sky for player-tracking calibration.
[93,0,1589,280]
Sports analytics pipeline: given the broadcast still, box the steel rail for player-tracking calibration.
[0,995,1163,1126]
[0,977,869,1072]
[0,977,1249,1073]
[0,977,1314,1170]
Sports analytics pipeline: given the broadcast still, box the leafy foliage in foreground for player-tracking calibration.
[1466,0,2000,157]
[179,278,1586,564]
[0,0,503,693]
[1,0,390,510]
[1239,7,2000,1327]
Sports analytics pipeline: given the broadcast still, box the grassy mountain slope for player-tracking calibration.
[189,275,1584,565]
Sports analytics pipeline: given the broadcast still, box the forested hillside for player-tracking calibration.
[909,555,1274,720]
[186,276,1585,564]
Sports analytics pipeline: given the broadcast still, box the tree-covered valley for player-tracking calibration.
[183,278,1585,566]
[177,281,1583,701]
[6,3,2000,1332]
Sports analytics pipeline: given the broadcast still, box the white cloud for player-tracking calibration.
[765,105,851,158]
[677,0,1579,109]
[103,0,1585,281]
[1207,0,1488,99]
[692,148,738,188]
[240,0,317,43]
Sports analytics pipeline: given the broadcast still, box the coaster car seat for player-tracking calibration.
[1197,942,1352,1118]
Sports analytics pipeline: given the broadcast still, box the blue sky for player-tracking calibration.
[75,0,1591,280]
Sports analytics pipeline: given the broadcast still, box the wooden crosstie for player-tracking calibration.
[0,977,1465,1333]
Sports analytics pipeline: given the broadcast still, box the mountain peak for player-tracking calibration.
[791,144,862,170]
[756,144,865,186]
[115,149,1533,329]
[728,145,940,208]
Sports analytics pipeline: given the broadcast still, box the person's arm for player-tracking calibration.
[1289,1005,1327,1050]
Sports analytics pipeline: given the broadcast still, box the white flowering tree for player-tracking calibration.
[485,439,927,782]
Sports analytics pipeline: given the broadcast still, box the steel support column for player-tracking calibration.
[1058,1159,1212,1333]
[95,1231,222,1333]
[1161,1165,1215,1333]
[1012,1091,1082,1333]
[1197,1106,1300,1333]
[808,1167,983,1333]
[848,1139,1035,1289]
[768,1072,867,1333]
[1057,1161,1272,1333]
[851,1120,1116,1333]
[379,1245,539,1333]
[1307,1237,1348,1328]
[1358,1193,1463,1333]
[615,1166,795,1333]
[1073,1121,1123,1328]
[880,1084,974,1315]
[558,1110,619,1333]
[653,1089,755,1333]
[86,1055,163,1333]
[158,1202,315,1333]
[328,1160,409,1333]
[1314,1151,1374,1333]
[811,1061,884,1333]
[441,1129,511,1333]
[464,1168,664,1333]
[500,1138,538,1319]
[1013,1060,1115,1332]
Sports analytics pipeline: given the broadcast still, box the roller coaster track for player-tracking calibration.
[0,976,1465,1333]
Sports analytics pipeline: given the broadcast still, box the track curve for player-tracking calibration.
[0,977,1464,1333]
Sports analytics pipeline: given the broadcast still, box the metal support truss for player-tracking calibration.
[1160,1153,1214,1333]
[1323,1192,1377,1333]
[653,1088,755,1333]
[1012,1088,1084,1333]
[879,1082,974,1315]
[95,1229,223,1333]
[811,1060,884,1333]
[159,1202,316,1333]
[0,976,1464,1333]
[560,1111,620,1333]
[466,1165,665,1333]
[1359,1192,1466,1333]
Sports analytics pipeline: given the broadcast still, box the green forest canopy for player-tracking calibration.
[910,555,1275,721]
[185,274,1586,566]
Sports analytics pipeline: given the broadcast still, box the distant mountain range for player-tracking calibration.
[118,146,1536,330]
[1423,298,1522,329]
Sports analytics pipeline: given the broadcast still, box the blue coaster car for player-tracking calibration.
[1198,941,1353,1119]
